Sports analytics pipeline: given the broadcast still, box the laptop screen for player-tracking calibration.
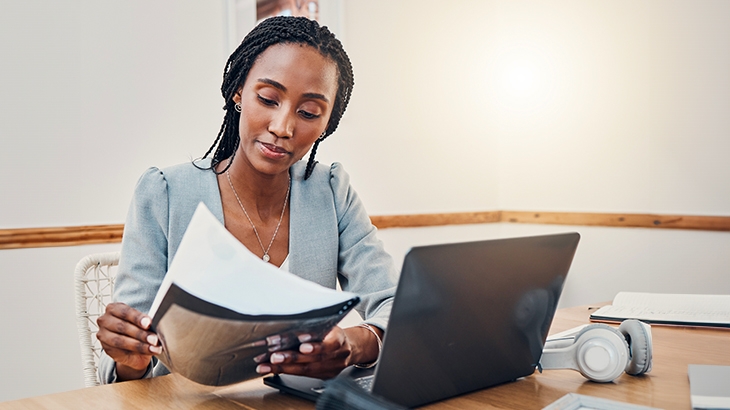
[371,232,580,407]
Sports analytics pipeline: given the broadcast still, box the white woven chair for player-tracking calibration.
[74,251,120,387]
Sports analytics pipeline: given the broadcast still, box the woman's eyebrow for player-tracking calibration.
[257,78,330,103]
[302,92,329,103]
[257,78,286,91]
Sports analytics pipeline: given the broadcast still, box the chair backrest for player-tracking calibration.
[74,251,120,387]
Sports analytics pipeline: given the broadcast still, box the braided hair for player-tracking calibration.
[200,16,354,180]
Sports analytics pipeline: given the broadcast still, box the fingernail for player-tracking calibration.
[253,353,267,363]
[266,335,281,346]
[300,343,313,354]
[147,335,158,346]
[270,353,285,364]
[150,345,162,354]
[140,317,151,329]
[298,334,312,343]
[256,364,271,374]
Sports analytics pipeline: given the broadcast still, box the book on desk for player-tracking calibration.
[589,292,730,328]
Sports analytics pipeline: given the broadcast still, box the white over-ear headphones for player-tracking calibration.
[539,319,653,382]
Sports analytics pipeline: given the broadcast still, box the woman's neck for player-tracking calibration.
[219,158,290,220]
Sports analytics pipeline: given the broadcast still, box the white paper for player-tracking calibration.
[543,393,660,409]
[149,203,356,318]
[592,292,730,325]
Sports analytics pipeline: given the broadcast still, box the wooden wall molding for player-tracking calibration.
[2,211,729,250]
[0,224,124,250]
[369,211,501,229]
[500,211,730,231]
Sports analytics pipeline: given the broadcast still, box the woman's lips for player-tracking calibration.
[258,141,290,159]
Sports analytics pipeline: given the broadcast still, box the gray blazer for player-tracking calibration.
[99,159,397,383]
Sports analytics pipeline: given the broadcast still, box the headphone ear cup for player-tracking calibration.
[541,324,630,383]
[571,324,630,383]
[618,319,653,375]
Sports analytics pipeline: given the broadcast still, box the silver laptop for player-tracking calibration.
[264,232,581,408]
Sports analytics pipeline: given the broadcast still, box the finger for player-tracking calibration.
[105,302,152,330]
[270,344,350,368]
[299,342,318,355]
[253,352,269,364]
[265,334,282,346]
[298,342,340,359]
[257,352,349,378]
[265,334,297,352]
[97,326,161,355]
[269,342,329,364]
[269,350,312,365]
[97,313,158,347]
[264,331,328,354]
[268,346,329,365]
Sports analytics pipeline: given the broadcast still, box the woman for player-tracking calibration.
[97,16,397,384]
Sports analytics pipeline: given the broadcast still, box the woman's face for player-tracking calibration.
[233,42,338,177]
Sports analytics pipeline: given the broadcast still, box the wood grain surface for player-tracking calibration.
[2,305,728,409]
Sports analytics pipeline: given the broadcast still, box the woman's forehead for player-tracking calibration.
[246,43,338,97]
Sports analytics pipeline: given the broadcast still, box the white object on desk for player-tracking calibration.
[688,364,730,410]
[543,393,660,410]
[548,324,590,341]
[541,320,653,383]
[590,292,730,327]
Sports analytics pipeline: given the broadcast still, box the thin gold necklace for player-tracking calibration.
[226,170,290,263]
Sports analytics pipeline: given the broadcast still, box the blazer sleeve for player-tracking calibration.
[98,167,171,384]
[329,163,398,331]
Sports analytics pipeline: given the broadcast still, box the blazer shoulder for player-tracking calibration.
[159,159,214,185]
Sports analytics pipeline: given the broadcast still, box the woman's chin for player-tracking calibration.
[250,159,293,177]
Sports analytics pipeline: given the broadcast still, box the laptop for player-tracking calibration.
[264,232,581,408]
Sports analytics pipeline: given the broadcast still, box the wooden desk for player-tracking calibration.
[3,305,728,409]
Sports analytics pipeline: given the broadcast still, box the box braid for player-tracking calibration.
[199,16,354,180]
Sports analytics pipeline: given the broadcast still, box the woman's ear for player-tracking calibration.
[233,88,243,104]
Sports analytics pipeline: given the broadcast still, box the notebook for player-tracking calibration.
[264,232,581,408]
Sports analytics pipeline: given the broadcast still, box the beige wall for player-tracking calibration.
[1,0,729,402]
[318,0,730,215]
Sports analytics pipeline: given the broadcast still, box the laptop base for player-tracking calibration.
[263,366,375,402]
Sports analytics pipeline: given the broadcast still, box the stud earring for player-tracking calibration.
[234,103,242,113]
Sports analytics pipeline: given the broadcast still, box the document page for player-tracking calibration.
[590,292,730,327]
[150,202,357,318]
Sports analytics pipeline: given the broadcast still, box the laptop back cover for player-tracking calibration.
[371,232,580,408]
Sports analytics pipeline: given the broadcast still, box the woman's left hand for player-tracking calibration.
[256,325,379,379]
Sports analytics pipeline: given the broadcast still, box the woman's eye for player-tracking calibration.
[298,110,320,120]
[257,95,277,106]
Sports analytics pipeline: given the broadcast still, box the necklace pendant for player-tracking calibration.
[262,254,270,263]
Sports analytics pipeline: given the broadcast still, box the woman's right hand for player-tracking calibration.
[96,302,161,381]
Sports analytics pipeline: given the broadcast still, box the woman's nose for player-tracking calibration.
[268,109,294,138]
